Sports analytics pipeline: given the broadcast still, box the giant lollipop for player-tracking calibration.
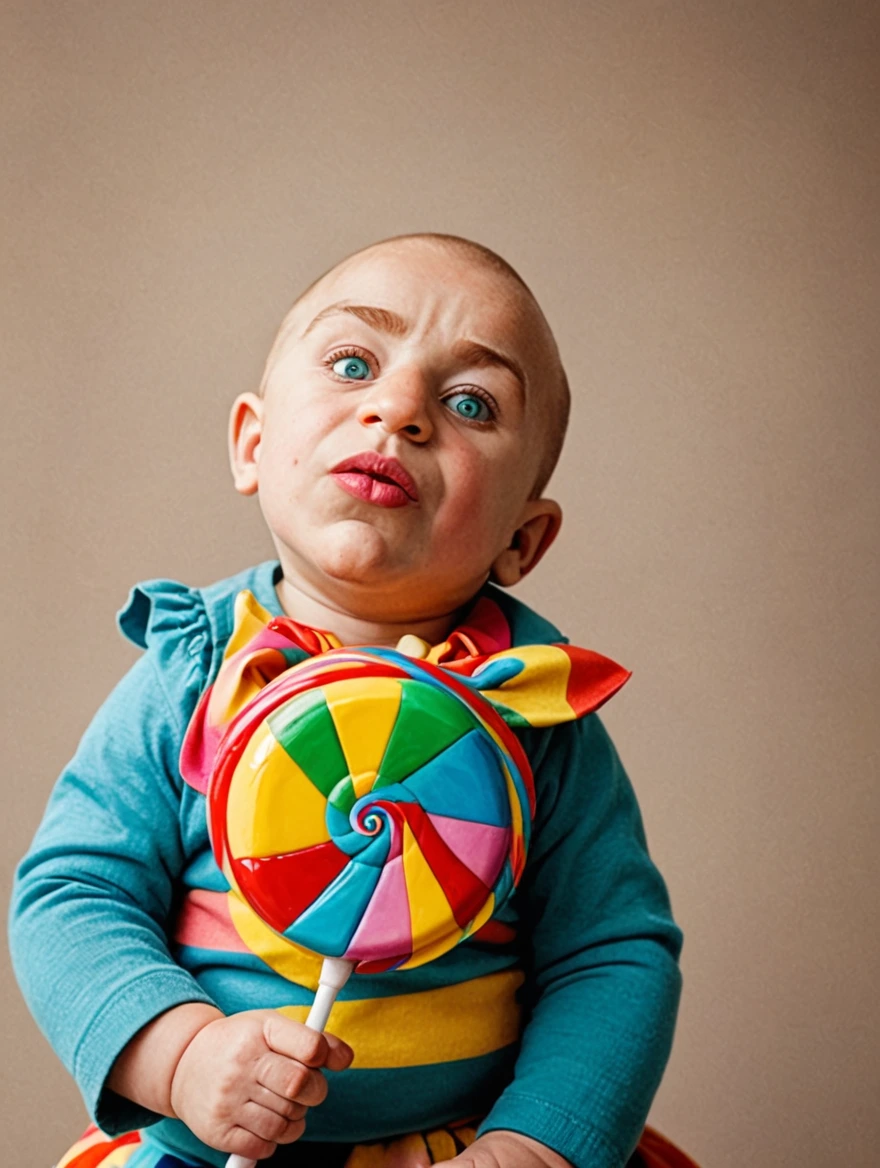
[210,646,535,1168]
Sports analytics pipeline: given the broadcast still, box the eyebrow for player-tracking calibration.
[301,301,527,398]
[303,302,410,339]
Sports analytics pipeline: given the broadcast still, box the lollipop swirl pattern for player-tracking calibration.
[180,589,632,977]
[209,648,534,974]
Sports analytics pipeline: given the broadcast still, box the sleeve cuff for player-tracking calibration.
[478,1091,632,1168]
[72,968,218,1136]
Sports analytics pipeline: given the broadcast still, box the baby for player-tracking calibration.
[10,233,683,1168]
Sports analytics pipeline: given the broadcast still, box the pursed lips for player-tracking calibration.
[330,451,420,509]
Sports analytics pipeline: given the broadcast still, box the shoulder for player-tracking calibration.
[524,713,622,809]
[115,559,283,696]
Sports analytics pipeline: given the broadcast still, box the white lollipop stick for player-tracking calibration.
[225,957,354,1168]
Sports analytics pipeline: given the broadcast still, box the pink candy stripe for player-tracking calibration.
[427,815,511,888]
[344,855,412,962]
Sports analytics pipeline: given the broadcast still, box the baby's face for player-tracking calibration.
[231,240,561,621]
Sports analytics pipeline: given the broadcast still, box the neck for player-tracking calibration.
[274,571,472,649]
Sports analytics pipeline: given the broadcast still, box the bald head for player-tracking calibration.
[260,233,570,496]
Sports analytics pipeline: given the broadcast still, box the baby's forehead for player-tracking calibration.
[290,243,550,360]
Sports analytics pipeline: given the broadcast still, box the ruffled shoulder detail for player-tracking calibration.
[117,578,210,652]
[116,579,215,737]
[114,564,283,729]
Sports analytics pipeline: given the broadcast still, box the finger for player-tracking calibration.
[324,1031,355,1071]
[255,1051,301,1098]
[224,1125,277,1161]
[263,1014,329,1067]
[255,1051,329,1107]
[241,1100,307,1145]
[250,1080,309,1122]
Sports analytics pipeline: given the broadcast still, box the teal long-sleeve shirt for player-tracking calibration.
[9,560,682,1168]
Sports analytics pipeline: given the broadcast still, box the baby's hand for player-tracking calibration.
[450,1133,570,1168]
[449,1133,570,1168]
[170,1009,353,1161]
[345,1128,569,1168]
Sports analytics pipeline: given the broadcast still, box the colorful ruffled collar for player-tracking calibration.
[181,589,631,794]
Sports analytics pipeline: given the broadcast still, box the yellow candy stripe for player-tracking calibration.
[324,676,402,781]
[352,771,378,798]
[228,889,324,988]
[397,893,495,971]
[462,892,497,941]
[226,722,329,860]
[400,818,457,955]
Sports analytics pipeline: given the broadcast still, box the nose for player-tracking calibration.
[356,366,434,443]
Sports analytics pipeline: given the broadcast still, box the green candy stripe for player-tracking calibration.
[374,679,477,789]
[268,687,349,798]
[330,777,357,814]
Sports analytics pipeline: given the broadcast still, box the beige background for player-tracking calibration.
[3,3,878,1165]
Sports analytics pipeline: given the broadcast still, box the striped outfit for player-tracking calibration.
[57,1123,700,1168]
[12,561,683,1168]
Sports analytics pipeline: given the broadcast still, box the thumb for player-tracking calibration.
[323,1031,355,1071]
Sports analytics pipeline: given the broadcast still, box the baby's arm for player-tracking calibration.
[9,652,211,1132]
[470,714,683,1168]
[9,645,350,1160]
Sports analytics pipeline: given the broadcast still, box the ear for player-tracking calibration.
[228,392,263,496]
[489,498,562,587]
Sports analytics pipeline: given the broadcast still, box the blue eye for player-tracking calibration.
[332,355,372,380]
[445,391,492,422]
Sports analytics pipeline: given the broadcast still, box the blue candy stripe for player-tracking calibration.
[402,730,511,826]
[286,858,383,956]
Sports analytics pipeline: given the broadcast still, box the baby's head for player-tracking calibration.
[230,233,570,627]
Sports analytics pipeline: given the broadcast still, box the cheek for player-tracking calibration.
[257,427,303,489]
[436,448,520,543]
[259,396,346,474]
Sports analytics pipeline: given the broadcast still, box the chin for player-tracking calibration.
[310,523,407,586]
